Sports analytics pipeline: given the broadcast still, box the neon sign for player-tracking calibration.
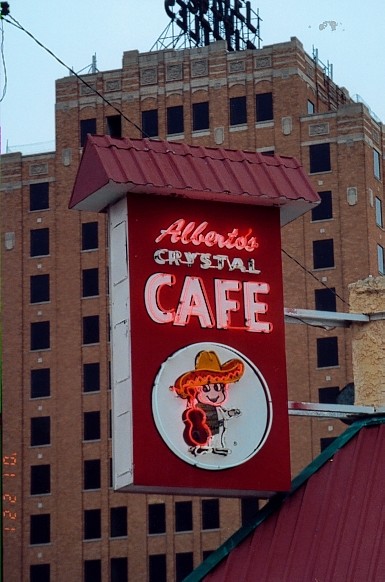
[164,0,260,51]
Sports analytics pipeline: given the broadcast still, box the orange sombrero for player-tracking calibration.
[172,350,244,401]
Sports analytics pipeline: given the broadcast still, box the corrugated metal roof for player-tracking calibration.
[187,417,385,582]
[69,135,319,225]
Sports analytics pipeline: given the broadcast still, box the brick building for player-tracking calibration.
[2,37,384,581]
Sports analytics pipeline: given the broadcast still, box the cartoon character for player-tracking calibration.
[171,350,244,456]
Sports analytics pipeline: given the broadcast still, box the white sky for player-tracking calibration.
[1,0,384,153]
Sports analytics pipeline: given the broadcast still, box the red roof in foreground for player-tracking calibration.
[69,135,319,225]
[187,418,385,582]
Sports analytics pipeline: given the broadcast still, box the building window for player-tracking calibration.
[106,114,122,138]
[31,464,51,495]
[142,109,159,138]
[314,288,336,312]
[31,321,50,351]
[30,228,49,257]
[30,514,50,544]
[31,416,51,446]
[313,239,334,270]
[317,337,339,368]
[201,498,219,530]
[255,92,273,122]
[311,191,332,221]
[377,244,385,274]
[84,509,101,540]
[84,459,101,490]
[374,149,381,180]
[80,118,97,147]
[82,268,99,297]
[30,182,49,211]
[84,560,102,582]
[110,558,128,582]
[83,315,100,344]
[230,96,247,126]
[83,411,101,441]
[318,386,340,403]
[307,100,315,114]
[375,197,383,227]
[167,105,184,135]
[83,363,100,393]
[309,143,331,173]
[320,437,336,451]
[175,552,194,582]
[175,500,193,532]
[149,554,167,582]
[192,101,209,131]
[82,222,98,251]
[30,274,50,304]
[31,368,50,398]
[30,564,50,582]
[241,497,259,526]
[148,502,166,534]
[110,506,127,537]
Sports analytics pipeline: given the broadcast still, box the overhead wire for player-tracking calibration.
[0,18,7,102]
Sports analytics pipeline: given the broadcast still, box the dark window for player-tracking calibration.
[317,337,339,368]
[83,411,101,441]
[31,368,50,398]
[241,497,259,526]
[311,191,333,221]
[106,115,122,138]
[110,558,128,582]
[110,506,127,537]
[307,100,315,114]
[30,564,50,582]
[309,143,331,173]
[167,105,184,135]
[83,363,100,393]
[203,550,214,560]
[30,514,50,544]
[31,321,50,351]
[30,182,49,211]
[31,416,51,446]
[31,464,50,495]
[80,118,97,147]
[149,554,167,582]
[230,96,247,126]
[318,387,340,403]
[82,268,99,297]
[82,222,98,251]
[142,109,159,138]
[374,149,381,180]
[84,459,101,490]
[84,560,102,582]
[148,503,166,534]
[175,501,193,532]
[375,197,383,227]
[83,315,100,344]
[30,228,49,257]
[192,101,209,131]
[255,92,273,121]
[30,274,50,303]
[201,498,219,530]
[314,288,336,312]
[320,437,336,451]
[84,509,101,540]
[377,244,385,274]
[175,552,194,582]
[313,239,334,270]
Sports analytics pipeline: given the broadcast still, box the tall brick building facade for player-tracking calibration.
[2,37,384,581]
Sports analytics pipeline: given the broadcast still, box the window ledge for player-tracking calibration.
[255,120,274,127]
[229,124,248,132]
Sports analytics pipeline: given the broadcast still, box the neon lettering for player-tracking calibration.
[144,273,175,323]
[174,277,214,327]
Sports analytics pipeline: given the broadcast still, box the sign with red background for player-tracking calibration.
[126,193,290,495]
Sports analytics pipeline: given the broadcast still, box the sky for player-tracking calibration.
[1,0,384,153]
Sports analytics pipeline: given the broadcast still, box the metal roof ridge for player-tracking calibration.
[184,415,385,582]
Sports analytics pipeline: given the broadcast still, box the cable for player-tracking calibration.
[282,248,349,307]
[4,15,150,137]
[0,18,7,102]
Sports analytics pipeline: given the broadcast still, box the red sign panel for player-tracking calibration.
[119,193,290,495]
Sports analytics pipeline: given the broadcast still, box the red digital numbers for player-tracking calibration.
[3,453,17,533]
